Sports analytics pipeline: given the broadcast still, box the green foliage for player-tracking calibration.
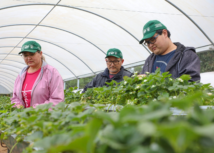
[0,96,15,114]
[83,69,214,106]
[64,87,83,104]
[197,50,214,73]
[19,93,214,153]
[1,71,214,153]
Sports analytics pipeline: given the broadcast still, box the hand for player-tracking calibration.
[16,104,24,108]
[138,74,146,77]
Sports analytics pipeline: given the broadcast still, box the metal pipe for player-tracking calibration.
[0,47,77,79]
[0,82,12,92]
[77,79,80,90]
[0,1,62,64]
[0,24,106,55]
[0,3,151,54]
[165,0,214,46]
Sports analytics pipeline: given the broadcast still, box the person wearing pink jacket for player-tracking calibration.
[11,41,64,108]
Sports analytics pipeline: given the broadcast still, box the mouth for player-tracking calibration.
[152,47,156,51]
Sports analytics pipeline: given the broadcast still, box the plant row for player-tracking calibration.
[0,70,214,153]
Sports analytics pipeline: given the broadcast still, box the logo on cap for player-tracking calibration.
[30,45,34,49]
[144,27,150,34]
[155,23,162,28]
[24,45,29,49]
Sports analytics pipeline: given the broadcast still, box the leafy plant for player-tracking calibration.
[83,69,214,106]
[64,87,83,104]
[0,70,214,153]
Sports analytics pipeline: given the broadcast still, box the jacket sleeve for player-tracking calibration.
[141,60,149,74]
[82,76,97,93]
[141,64,146,74]
[179,50,200,82]
[129,72,133,77]
[39,68,65,107]
[11,75,24,107]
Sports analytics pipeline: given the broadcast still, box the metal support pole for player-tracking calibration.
[165,0,214,46]
[77,79,80,90]
[64,81,66,90]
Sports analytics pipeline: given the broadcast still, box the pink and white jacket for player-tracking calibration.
[11,61,64,108]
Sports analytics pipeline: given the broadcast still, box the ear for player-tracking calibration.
[121,59,124,64]
[162,29,168,38]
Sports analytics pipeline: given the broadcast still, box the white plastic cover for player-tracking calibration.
[200,72,214,87]
[0,0,213,92]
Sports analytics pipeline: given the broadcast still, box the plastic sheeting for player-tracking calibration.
[0,0,213,92]
[200,72,214,87]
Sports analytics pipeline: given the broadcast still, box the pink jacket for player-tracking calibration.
[11,61,64,108]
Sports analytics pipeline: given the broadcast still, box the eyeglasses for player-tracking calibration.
[143,34,159,46]
[106,60,121,65]
[21,52,36,59]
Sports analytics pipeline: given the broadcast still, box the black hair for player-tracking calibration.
[156,29,171,38]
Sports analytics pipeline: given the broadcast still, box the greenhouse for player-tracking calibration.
[0,0,214,153]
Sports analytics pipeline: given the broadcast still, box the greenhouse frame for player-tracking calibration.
[0,0,213,93]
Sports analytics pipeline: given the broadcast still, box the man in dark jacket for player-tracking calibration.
[139,20,200,81]
[83,48,132,92]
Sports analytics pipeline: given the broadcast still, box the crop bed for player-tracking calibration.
[1,71,214,153]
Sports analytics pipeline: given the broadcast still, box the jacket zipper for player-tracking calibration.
[19,75,24,107]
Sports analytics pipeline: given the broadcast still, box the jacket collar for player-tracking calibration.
[102,66,124,78]
[147,42,195,72]
[165,42,195,71]
[19,60,47,77]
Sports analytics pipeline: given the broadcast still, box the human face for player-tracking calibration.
[22,51,42,68]
[106,56,124,74]
[145,29,169,55]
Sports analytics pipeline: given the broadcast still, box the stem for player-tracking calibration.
[10,142,18,153]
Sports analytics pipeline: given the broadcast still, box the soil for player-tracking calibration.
[0,142,8,153]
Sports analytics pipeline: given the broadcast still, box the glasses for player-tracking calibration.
[143,34,159,46]
[106,60,121,65]
[21,52,36,59]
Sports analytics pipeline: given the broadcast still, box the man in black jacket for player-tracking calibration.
[83,48,132,92]
[139,20,200,81]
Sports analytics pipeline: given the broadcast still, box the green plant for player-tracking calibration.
[83,69,214,106]
[0,70,214,153]
[64,87,83,104]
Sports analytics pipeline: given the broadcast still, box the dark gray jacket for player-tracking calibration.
[83,66,132,92]
[141,42,200,82]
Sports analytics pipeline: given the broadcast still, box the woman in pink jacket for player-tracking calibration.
[11,41,64,108]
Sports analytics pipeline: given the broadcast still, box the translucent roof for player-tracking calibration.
[0,0,213,92]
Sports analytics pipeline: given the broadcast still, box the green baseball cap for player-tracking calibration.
[19,41,41,54]
[139,20,167,44]
[105,48,123,59]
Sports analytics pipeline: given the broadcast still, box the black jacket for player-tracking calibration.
[141,42,200,82]
[83,66,132,92]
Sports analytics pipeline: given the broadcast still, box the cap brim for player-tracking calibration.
[139,31,156,44]
[105,55,122,59]
[18,50,37,54]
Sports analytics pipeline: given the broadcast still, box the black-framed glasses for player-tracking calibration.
[143,34,159,46]
[21,52,36,59]
[106,60,121,65]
